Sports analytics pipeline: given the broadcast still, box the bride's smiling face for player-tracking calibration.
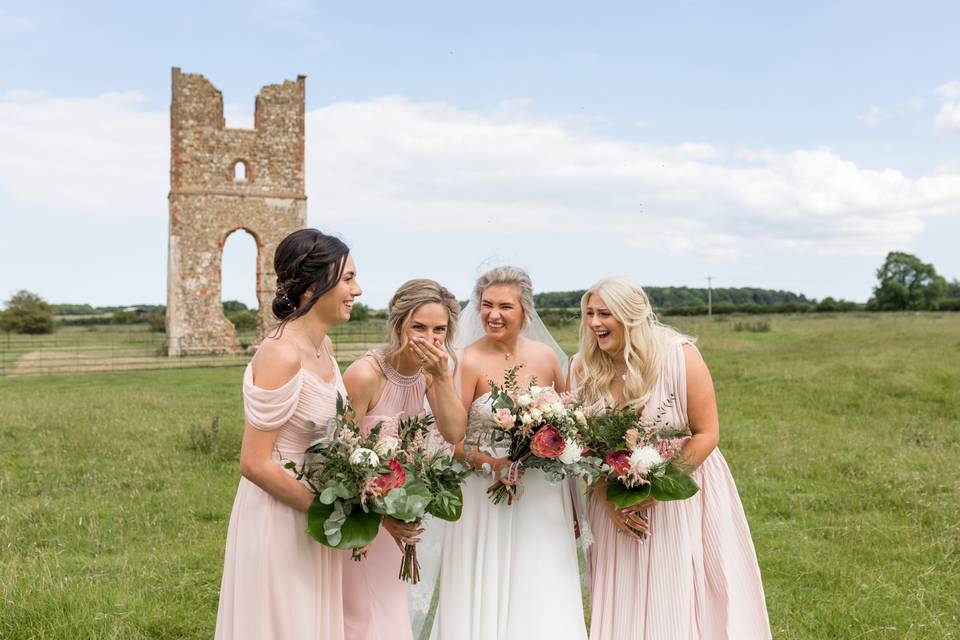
[480,284,524,340]
[585,293,625,355]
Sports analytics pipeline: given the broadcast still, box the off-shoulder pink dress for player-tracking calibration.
[342,349,427,640]
[574,341,771,640]
[215,356,346,640]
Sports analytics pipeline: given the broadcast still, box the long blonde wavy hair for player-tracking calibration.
[382,279,461,370]
[574,276,692,411]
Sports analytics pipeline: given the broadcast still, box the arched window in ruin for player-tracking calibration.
[233,160,248,183]
[221,228,260,342]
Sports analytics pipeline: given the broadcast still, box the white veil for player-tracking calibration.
[453,299,570,376]
[409,298,592,639]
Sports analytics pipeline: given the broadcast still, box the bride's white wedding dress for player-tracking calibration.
[430,391,588,640]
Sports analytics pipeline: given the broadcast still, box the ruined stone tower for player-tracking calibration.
[166,67,306,356]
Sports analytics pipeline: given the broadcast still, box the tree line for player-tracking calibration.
[2,251,956,334]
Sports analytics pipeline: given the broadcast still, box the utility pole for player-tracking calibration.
[706,276,714,317]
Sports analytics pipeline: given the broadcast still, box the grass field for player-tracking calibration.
[1,313,958,638]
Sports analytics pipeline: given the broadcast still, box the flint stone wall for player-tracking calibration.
[166,67,306,356]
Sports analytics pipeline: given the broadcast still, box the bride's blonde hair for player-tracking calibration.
[574,277,692,411]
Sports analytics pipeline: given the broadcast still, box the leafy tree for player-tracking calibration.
[147,310,166,332]
[871,251,946,310]
[1,290,55,334]
[349,302,370,322]
[946,279,960,298]
[228,310,258,332]
[111,309,139,324]
[222,300,249,314]
[51,303,96,316]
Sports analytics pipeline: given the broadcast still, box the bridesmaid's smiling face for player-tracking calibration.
[480,284,524,340]
[585,293,624,355]
[403,302,449,349]
[310,254,363,324]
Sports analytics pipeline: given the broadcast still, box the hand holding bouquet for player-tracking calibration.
[387,412,471,583]
[477,366,602,505]
[285,395,431,561]
[582,394,699,536]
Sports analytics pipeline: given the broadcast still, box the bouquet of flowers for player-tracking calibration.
[285,395,432,562]
[582,394,699,520]
[390,413,472,582]
[477,366,602,505]
[288,395,470,583]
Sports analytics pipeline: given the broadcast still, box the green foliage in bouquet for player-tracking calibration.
[307,499,382,548]
[394,414,471,522]
[604,465,700,509]
[582,400,700,510]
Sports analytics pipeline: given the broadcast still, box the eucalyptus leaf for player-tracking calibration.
[306,497,382,549]
[387,476,432,522]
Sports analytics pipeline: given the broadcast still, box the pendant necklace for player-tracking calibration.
[299,331,326,359]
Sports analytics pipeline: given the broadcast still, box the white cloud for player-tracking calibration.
[2,91,959,261]
[935,81,960,99]
[857,105,886,126]
[306,96,960,257]
[931,80,960,131]
[935,102,960,131]
[0,90,167,217]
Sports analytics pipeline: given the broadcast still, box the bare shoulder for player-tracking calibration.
[343,355,383,389]
[460,343,484,369]
[251,337,302,389]
[682,342,712,382]
[527,338,561,367]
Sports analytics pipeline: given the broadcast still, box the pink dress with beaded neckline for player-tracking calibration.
[342,349,428,640]
[215,356,347,640]
[572,340,771,640]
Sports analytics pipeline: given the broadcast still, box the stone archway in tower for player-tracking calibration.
[166,68,306,356]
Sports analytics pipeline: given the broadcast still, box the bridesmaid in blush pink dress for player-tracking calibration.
[570,277,771,640]
[341,279,466,640]
[215,229,361,640]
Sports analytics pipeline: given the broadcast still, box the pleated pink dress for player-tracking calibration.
[575,340,771,640]
[342,349,427,640]
[215,356,346,640]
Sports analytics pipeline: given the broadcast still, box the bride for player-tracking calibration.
[430,266,588,640]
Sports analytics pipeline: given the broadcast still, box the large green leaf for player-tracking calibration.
[604,480,651,510]
[383,476,433,523]
[427,485,464,522]
[306,498,382,549]
[650,464,700,501]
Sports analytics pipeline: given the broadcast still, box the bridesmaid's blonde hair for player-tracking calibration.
[574,277,692,411]
[384,279,461,369]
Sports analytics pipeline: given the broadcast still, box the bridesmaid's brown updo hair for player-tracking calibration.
[271,228,350,323]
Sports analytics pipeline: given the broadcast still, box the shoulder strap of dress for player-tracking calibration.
[670,339,696,422]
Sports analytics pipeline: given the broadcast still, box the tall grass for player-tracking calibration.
[1,313,957,638]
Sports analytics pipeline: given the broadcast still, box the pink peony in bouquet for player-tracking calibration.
[474,366,602,505]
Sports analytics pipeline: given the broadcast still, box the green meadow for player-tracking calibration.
[1,313,958,638]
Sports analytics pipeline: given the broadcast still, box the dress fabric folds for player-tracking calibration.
[342,350,428,640]
[431,393,588,640]
[215,359,347,640]
[577,342,771,640]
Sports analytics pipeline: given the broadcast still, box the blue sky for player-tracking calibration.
[2,0,959,308]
